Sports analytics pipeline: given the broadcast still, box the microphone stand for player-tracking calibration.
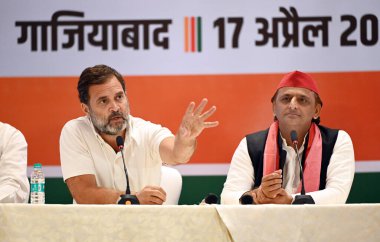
[291,132,315,205]
[117,136,139,205]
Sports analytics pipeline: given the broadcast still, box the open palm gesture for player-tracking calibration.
[178,98,219,140]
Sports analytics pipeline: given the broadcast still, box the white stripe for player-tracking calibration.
[27,166,63,178]
[27,164,231,178]
[28,161,380,178]
[355,161,380,173]
[173,164,230,176]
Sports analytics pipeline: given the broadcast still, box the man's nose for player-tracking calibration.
[109,100,120,112]
[289,97,298,109]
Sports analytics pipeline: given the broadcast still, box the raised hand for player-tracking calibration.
[159,98,219,165]
[178,98,219,140]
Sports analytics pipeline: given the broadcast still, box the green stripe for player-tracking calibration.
[346,172,380,203]
[29,178,72,204]
[197,17,202,52]
[179,176,225,204]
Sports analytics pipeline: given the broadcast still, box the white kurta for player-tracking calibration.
[60,115,173,195]
[0,122,30,203]
[221,130,355,205]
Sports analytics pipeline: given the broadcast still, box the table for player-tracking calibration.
[1,204,379,242]
[216,204,380,242]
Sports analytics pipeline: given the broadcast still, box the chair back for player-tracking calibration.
[160,166,182,205]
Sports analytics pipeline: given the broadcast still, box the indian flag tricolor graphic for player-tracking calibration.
[184,16,202,52]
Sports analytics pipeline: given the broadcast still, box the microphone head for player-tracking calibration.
[240,194,254,205]
[290,130,298,144]
[204,193,219,204]
[116,136,124,150]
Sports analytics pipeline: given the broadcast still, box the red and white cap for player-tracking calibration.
[276,70,319,94]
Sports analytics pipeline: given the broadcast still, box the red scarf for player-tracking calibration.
[263,121,322,193]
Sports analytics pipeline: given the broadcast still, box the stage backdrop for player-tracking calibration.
[1,0,380,204]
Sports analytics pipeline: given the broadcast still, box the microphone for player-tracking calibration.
[116,136,139,205]
[239,194,254,205]
[290,130,315,205]
[200,193,219,205]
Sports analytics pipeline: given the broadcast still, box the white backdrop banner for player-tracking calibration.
[1,0,379,76]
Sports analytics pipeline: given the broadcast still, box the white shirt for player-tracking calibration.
[221,130,355,205]
[60,115,174,195]
[281,134,304,195]
[0,122,30,203]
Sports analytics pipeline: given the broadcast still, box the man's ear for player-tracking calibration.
[81,103,89,115]
[314,103,322,119]
[272,101,276,117]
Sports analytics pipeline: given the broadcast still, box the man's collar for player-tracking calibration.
[127,115,141,146]
[279,131,308,151]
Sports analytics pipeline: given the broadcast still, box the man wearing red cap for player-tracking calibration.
[221,71,355,205]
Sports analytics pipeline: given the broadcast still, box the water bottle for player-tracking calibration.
[30,163,45,204]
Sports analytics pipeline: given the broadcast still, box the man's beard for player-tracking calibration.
[90,110,129,135]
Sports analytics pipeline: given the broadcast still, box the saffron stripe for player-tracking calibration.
[2,72,380,164]
[197,17,202,52]
[184,17,189,52]
[191,16,195,52]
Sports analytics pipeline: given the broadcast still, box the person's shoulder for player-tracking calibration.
[0,122,24,137]
[318,124,339,132]
[246,128,269,140]
[337,130,352,141]
[63,116,90,129]
[318,125,351,139]
[129,116,172,142]
[130,115,160,128]
[61,116,92,136]
[0,122,27,146]
[331,130,354,152]
[0,122,16,132]
[0,122,9,132]
[319,125,353,149]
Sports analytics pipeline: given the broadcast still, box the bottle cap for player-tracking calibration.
[33,163,42,168]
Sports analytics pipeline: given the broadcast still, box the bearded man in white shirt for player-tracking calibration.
[221,71,355,205]
[60,64,218,204]
[0,122,29,203]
